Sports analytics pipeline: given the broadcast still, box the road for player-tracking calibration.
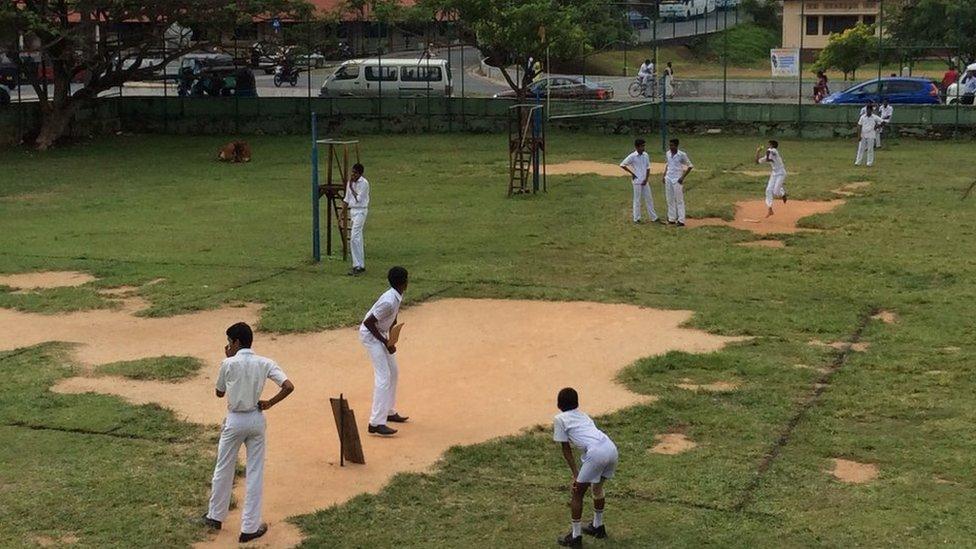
[638,8,746,42]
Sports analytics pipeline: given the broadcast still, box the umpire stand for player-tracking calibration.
[507,103,547,196]
[311,113,360,262]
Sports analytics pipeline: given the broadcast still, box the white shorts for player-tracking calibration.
[577,442,618,484]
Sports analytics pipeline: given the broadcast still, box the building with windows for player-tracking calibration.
[782,0,880,52]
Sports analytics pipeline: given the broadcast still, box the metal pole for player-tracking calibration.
[311,112,321,262]
[877,0,883,86]
[798,0,805,137]
[377,46,383,132]
[722,7,728,116]
[460,29,465,129]
[660,76,668,152]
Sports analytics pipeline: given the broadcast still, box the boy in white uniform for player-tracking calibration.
[202,322,295,543]
[620,138,661,224]
[663,138,693,226]
[637,59,654,97]
[876,99,893,148]
[554,388,619,548]
[755,139,788,218]
[855,105,885,167]
[360,266,410,436]
[344,163,369,276]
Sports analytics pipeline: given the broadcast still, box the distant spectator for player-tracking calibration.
[637,59,654,97]
[663,61,674,98]
[814,70,830,103]
[941,65,959,94]
[532,58,544,83]
[963,75,976,105]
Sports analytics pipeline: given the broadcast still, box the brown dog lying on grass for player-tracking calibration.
[217,141,252,163]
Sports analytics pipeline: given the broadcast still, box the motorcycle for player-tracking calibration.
[273,63,299,87]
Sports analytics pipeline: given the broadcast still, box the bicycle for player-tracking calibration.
[628,77,656,99]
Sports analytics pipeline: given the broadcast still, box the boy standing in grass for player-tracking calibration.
[202,322,295,543]
[755,139,788,218]
[344,163,369,276]
[663,138,693,226]
[554,387,619,548]
[620,138,661,224]
[855,105,885,167]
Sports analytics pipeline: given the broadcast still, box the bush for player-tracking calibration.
[740,0,781,32]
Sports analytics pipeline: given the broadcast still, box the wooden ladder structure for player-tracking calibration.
[316,139,360,260]
[508,104,546,196]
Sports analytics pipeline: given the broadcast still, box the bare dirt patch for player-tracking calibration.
[0,296,744,548]
[832,181,871,196]
[808,339,870,353]
[548,160,664,178]
[98,286,139,297]
[737,240,785,249]
[728,169,800,178]
[686,199,845,236]
[0,271,96,290]
[829,458,878,484]
[871,310,898,324]
[676,378,739,392]
[33,534,79,546]
[650,433,697,455]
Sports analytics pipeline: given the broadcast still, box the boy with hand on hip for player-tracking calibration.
[553,387,619,548]
[663,138,693,226]
[620,138,661,224]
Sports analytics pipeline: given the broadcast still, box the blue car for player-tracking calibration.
[821,77,941,105]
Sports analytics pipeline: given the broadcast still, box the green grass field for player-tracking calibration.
[2,131,976,547]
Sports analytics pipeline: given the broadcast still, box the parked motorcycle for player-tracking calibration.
[273,63,299,87]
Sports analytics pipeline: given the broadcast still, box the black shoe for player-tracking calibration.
[557,533,583,547]
[582,522,607,539]
[239,523,267,543]
[368,424,398,436]
[677,222,685,227]
[387,413,409,423]
[782,194,788,203]
[200,514,221,530]
[347,267,366,276]
[654,219,666,225]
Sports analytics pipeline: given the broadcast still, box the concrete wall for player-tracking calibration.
[3,96,975,147]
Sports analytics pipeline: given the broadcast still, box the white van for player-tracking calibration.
[659,0,709,20]
[319,58,452,97]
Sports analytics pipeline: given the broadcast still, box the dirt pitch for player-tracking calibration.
[548,160,665,177]
[686,199,845,236]
[0,279,745,548]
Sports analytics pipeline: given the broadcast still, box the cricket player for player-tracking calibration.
[876,99,893,148]
[755,139,788,218]
[855,105,885,167]
[554,388,619,548]
[663,138,693,226]
[344,163,369,276]
[620,138,661,224]
[202,322,294,543]
[360,266,410,436]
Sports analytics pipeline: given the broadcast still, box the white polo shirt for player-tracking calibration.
[759,147,787,177]
[344,176,370,210]
[880,105,893,122]
[215,349,288,413]
[664,149,693,180]
[620,151,651,185]
[858,114,884,140]
[553,409,612,454]
[359,287,402,339]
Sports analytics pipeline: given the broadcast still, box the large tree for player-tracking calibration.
[0,0,311,149]
[420,0,629,97]
[814,23,876,80]
[887,0,976,67]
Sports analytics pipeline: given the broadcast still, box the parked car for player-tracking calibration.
[820,77,940,105]
[715,0,740,9]
[320,58,453,97]
[0,54,18,89]
[493,77,614,100]
[659,0,709,20]
[626,10,651,30]
[945,63,976,106]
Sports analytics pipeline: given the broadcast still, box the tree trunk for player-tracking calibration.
[34,99,82,150]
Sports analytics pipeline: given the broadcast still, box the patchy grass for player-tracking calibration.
[96,356,205,382]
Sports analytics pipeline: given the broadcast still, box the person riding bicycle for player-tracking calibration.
[638,59,655,97]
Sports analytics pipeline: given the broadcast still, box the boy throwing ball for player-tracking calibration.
[755,140,788,218]
[554,387,619,547]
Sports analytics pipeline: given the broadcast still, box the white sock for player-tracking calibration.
[593,510,604,527]
[571,520,581,538]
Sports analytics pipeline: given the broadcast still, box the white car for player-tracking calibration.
[945,63,976,106]
[659,0,708,20]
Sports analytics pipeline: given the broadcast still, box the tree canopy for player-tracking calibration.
[887,0,976,66]
[814,23,876,80]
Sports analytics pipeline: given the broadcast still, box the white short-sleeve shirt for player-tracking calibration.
[344,176,370,209]
[759,147,787,177]
[880,105,893,121]
[215,349,288,413]
[359,287,402,339]
[664,149,693,180]
[620,151,651,185]
[553,409,612,454]
[858,114,884,139]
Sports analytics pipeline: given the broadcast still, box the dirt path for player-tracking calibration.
[0,271,96,290]
[548,160,665,178]
[686,199,845,236]
[0,296,746,548]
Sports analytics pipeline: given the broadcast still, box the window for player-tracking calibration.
[400,66,442,82]
[364,65,397,82]
[806,16,819,36]
[822,16,859,35]
[862,15,876,27]
[852,81,881,95]
[884,81,921,94]
[333,65,359,80]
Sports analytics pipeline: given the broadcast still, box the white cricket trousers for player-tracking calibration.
[362,333,399,426]
[207,410,266,534]
[855,138,875,166]
[349,208,367,269]
[765,174,787,208]
[632,183,658,222]
[664,177,685,223]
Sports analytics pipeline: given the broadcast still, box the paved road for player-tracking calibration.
[639,8,746,42]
